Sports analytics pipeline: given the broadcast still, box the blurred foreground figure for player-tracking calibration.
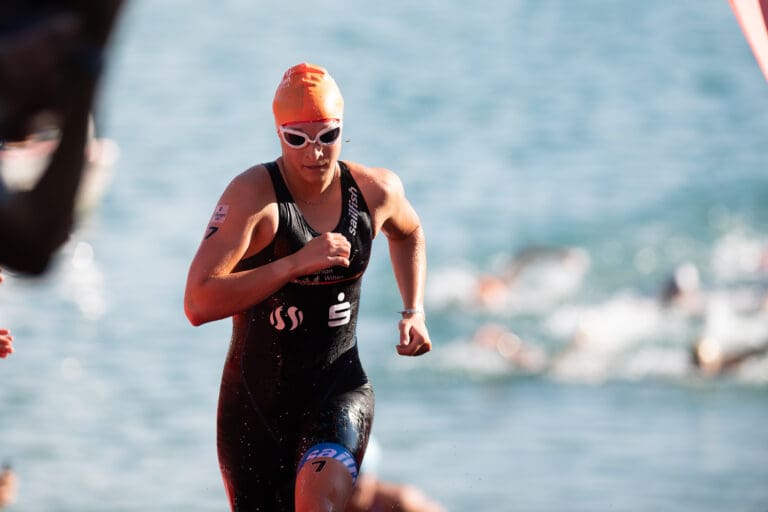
[0,463,18,508]
[1,116,119,216]
[729,0,768,81]
[0,0,124,275]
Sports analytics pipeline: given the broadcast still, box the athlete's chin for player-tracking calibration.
[302,163,333,174]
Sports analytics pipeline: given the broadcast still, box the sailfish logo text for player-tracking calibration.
[348,186,360,236]
[269,306,304,331]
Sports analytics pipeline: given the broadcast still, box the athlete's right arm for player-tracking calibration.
[184,169,351,326]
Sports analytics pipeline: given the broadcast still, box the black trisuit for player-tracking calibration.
[217,161,375,511]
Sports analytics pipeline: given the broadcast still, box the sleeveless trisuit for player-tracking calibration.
[216,161,375,511]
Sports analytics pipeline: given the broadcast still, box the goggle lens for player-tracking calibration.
[318,127,341,144]
[279,124,342,149]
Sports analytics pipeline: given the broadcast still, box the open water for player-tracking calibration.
[2,1,768,510]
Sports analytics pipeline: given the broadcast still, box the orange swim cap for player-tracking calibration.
[272,63,344,127]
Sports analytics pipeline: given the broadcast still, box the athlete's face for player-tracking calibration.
[278,120,342,181]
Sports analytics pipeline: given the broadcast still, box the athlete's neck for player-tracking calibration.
[278,158,340,206]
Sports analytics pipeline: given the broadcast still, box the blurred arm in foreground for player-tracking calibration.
[0,1,124,275]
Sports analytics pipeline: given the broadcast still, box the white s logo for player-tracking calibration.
[328,293,351,327]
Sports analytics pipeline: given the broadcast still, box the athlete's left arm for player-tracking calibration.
[378,170,432,357]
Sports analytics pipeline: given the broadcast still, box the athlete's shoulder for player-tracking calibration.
[220,163,276,206]
[231,162,273,188]
[343,161,404,199]
[344,160,398,181]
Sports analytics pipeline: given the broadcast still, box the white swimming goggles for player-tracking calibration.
[279,122,343,149]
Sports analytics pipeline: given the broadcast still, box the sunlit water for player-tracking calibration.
[2,1,767,510]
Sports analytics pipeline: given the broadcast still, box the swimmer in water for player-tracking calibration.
[184,63,432,511]
[475,246,590,310]
[659,261,705,315]
[344,436,446,512]
[470,323,548,374]
[0,269,13,359]
[345,475,446,512]
[690,336,768,377]
[0,462,18,508]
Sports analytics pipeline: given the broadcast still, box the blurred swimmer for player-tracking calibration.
[0,328,12,359]
[473,246,590,312]
[345,437,445,512]
[0,462,18,508]
[690,336,768,377]
[0,269,13,359]
[471,323,548,373]
[345,476,446,512]
[659,261,705,314]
